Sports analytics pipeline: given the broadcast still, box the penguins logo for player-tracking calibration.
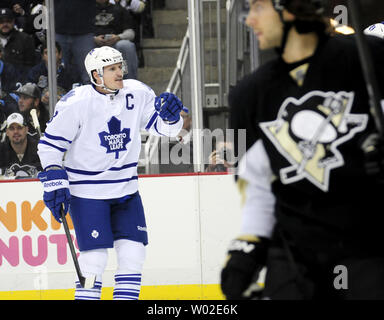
[259,91,368,192]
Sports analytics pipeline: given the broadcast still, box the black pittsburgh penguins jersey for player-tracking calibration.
[229,34,384,254]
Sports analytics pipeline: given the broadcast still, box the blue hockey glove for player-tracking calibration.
[155,92,188,122]
[38,169,70,223]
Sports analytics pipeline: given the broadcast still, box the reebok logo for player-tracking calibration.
[44,181,63,188]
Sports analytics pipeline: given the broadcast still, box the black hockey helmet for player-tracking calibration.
[272,0,328,54]
[273,0,326,17]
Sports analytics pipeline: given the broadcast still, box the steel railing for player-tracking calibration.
[141,0,259,174]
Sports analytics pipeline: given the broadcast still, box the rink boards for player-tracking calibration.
[0,173,241,300]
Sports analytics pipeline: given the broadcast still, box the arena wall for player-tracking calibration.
[0,173,241,300]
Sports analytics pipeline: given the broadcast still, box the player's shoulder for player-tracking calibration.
[324,34,384,65]
[55,85,93,110]
[321,33,382,54]
[122,79,156,95]
[326,33,384,47]
[58,85,93,103]
[321,34,357,55]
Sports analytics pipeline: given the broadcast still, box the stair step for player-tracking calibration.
[137,2,227,96]
[152,10,188,25]
[163,0,225,10]
[151,9,187,40]
[153,23,188,40]
[137,67,170,94]
[137,67,174,81]
[142,37,224,50]
[152,8,226,26]
[141,38,183,49]
[165,0,187,10]
[137,65,222,90]
[142,48,180,68]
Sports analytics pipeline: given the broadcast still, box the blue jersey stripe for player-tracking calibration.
[65,162,138,175]
[109,162,138,171]
[38,139,67,152]
[44,132,72,143]
[154,120,166,136]
[69,176,138,185]
[66,167,103,175]
[145,112,158,130]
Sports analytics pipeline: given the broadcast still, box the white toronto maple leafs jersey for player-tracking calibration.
[38,80,183,199]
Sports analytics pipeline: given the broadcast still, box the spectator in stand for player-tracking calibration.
[14,82,48,137]
[21,2,50,59]
[54,0,96,84]
[27,41,75,92]
[113,0,153,67]
[111,0,147,13]
[206,141,235,173]
[0,1,38,30]
[0,8,36,77]
[0,99,18,143]
[9,1,43,31]
[0,47,24,141]
[0,42,21,142]
[0,91,20,128]
[0,112,42,179]
[94,0,138,79]
[0,93,18,131]
[40,85,67,110]
[0,47,26,96]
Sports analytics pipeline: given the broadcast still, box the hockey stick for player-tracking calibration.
[30,109,42,138]
[347,0,384,137]
[60,206,96,289]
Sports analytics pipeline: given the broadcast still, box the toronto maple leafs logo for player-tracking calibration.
[259,91,368,192]
[98,116,131,159]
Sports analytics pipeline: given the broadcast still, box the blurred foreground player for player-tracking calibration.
[221,0,384,300]
[37,46,186,300]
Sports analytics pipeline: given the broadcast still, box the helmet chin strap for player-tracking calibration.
[275,21,293,56]
[92,73,118,94]
[275,16,326,56]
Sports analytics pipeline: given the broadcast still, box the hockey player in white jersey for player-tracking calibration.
[37,46,187,300]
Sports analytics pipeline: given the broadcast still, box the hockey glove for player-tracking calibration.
[155,92,188,123]
[221,235,269,300]
[38,168,70,223]
[360,133,384,181]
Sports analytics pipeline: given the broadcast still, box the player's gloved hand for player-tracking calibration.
[38,168,70,223]
[360,133,384,181]
[155,92,188,123]
[221,235,269,300]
